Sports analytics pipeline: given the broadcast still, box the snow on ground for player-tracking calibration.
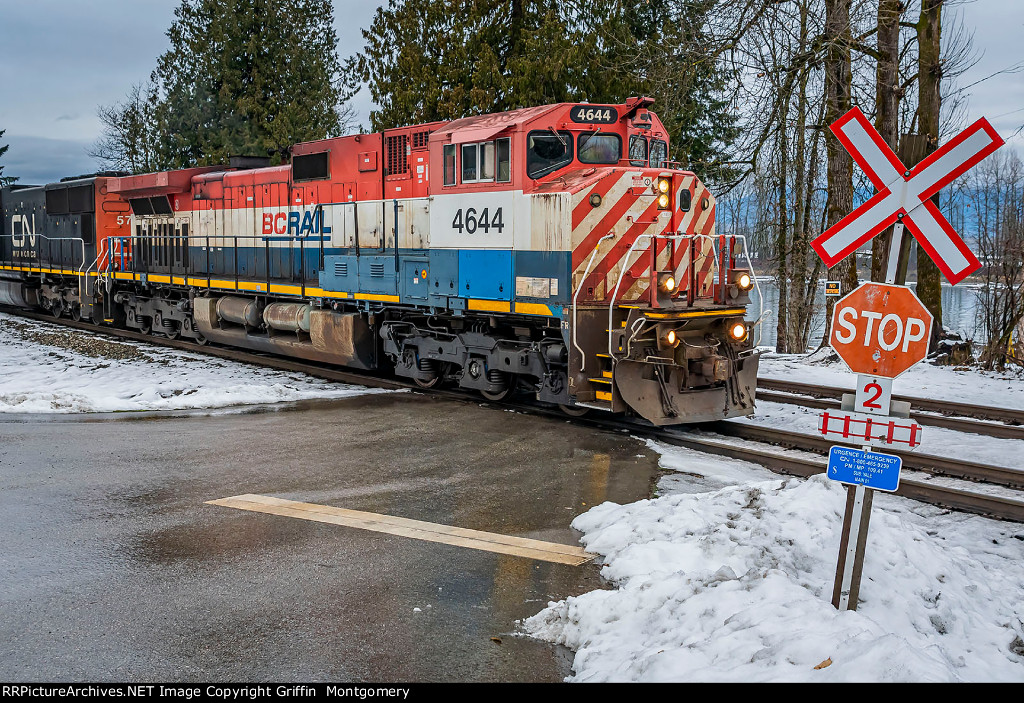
[524,440,1024,682]
[0,312,391,413]
[760,349,1024,411]
[526,350,1024,681]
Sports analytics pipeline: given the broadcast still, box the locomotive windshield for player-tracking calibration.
[527,130,573,179]
[628,135,648,166]
[650,139,669,168]
[578,133,621,164]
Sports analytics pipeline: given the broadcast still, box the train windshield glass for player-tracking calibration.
[527,131,573,179]
[650,139,669,168]
[578,133,621,164]
[629,135,648,166]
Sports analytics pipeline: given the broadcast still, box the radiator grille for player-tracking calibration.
[385,135,408,176]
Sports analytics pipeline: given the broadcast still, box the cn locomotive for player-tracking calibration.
[0,97,759,424]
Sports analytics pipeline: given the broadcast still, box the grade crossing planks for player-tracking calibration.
[207,494,597,566]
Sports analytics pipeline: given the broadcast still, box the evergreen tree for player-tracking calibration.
[353,0,738,185]
[588,0,740,183]
[151,0,355,168]
[0,129,17,187]
[353,0,583,129]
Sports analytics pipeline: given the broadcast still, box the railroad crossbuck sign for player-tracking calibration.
[811,106,1004,284]
[831,282,933,378]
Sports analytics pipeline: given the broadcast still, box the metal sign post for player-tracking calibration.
[811,106,1004,612]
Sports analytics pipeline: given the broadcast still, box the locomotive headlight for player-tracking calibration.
[662,329,679,348]
[657,193,670,209]
[728,321,748,342]
[658,273,676,293]
[657,177,670,194]
[729,269,753,299]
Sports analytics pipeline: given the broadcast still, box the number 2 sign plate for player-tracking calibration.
[854,375,893,414]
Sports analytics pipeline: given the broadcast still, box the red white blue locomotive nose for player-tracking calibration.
[0,97,759,424]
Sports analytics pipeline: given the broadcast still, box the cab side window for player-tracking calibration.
[445,137,513,186]
[496,137,511,183]
[461,143,478,182]
[443,145,456,186]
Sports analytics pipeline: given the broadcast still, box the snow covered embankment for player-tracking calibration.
[525,441,1024,682]
[0,312,392,413]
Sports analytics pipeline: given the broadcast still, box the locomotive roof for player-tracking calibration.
[430,104,562,144]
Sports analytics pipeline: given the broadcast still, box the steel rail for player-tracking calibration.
[754,388,1024,441]
[758,377,1024,426]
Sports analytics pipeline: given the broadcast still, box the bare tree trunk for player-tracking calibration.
[820,0,856,348]
[775,97,791,353]
[787,1,811,352]
[797,97,828,347]
[916,0,944,348]
[871,0,903,282]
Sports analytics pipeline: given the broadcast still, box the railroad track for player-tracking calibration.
[757,378,1024,439]
[4,306,1024,523]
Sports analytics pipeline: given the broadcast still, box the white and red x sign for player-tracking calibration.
[812,106,1004,284]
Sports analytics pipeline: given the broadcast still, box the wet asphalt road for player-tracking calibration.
[0,392,661,682]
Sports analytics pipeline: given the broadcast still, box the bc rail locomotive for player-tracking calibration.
[0,97,759,424]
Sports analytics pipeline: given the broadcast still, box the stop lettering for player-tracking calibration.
[829,283,933,378]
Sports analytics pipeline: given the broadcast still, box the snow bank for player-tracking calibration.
[525,442,1024,682]
[0,312,392,413]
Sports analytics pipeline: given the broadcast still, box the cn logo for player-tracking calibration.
[11,214,38,248]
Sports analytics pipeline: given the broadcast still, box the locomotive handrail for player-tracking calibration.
[722,233,763,347]
[0,233,87,313]
[606,232,721,360]
[572,232,615,373]
[0,234,86,274]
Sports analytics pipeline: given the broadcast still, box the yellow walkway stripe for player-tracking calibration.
[206,494,596,566]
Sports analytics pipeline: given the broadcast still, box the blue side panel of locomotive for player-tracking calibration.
[319,248,569,315]
[427,250,459,304]
[459,250,512,301]
[357,256,399,296]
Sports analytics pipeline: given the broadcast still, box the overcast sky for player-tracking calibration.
[0,0,1020,184]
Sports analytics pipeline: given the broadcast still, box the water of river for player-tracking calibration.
[746,279,987,350]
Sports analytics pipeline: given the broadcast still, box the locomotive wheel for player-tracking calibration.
[70,303,82,322]
[137,318,152,335]
[414,375,442,389]
[480,385,512,401]
[50,301,63,319]
[558,404,590,418]
[194,332,209,346]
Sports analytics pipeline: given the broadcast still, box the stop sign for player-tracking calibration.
[830,282,933,378]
